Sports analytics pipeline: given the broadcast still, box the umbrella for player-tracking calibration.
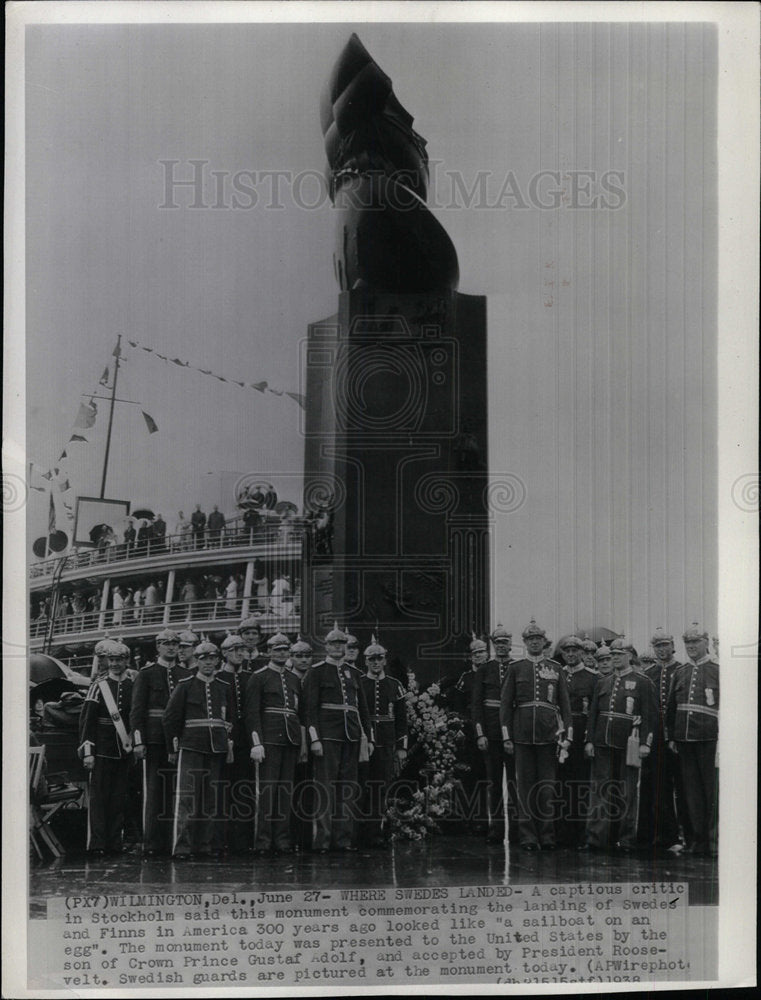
[30,677,81,708]
[131,508,155,521]
[275,501,298,517]
[30,653,91,688]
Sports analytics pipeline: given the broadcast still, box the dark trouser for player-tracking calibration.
[585,746,641,849]
[558,740,591,846]
[88,756,130,851]
[142,745,177,852]
[360,745,395,843]
[483,741,518,842]
[514,743,558,847]
[639,742,681,847]
[124,753,143,842]
[256,743,298,851]
[312,739,360,850]
[217,744,255,853]
[677,741,717,853]
[172,748,224,856]
[291,759,314,850]
[457,736,489,832]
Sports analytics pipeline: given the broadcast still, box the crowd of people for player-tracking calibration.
[71,615,718,861]
[31,564,301,639]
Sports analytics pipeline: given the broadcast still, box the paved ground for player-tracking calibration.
[30,835,717,917]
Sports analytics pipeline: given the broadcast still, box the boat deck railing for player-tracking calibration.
[30,522,306,581]
[30,597,300,640]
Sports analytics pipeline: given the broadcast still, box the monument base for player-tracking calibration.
[302,288,489,685]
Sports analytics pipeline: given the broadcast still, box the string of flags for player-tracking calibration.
[124,338,306,409]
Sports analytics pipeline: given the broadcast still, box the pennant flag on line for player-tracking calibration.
[74,400,97,429]
[69,434,88,442]
[142,411,159,434]
[128,340,138,347]
[99,367,110,385]
[286,392,306,409]
[58,450,68,461]
[48,493,56,533]
[32,485,46,492]
[113,342,122,357]
[42,470,53,481]
[59,479,71,492]
[251,382,268,392]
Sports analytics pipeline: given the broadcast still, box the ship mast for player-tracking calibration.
[100,335,122,498]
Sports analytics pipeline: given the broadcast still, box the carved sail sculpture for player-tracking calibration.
[303,35,489,682]
[320,33,459,294]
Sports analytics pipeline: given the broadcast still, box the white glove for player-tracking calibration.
[250,745,265,764]
[83,755,95,771]
[311,740,324,757]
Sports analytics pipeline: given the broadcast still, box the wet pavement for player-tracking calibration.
[30,836,717,917]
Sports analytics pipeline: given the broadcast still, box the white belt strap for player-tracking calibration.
[98,680,132,752]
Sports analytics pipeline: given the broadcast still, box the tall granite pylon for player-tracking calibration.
[302,35,489,682]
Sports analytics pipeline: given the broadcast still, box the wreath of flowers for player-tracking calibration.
[385,671,468,841]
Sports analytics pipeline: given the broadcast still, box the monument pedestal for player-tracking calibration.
[302,288,488,683]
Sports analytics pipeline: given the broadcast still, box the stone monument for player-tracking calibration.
[302,34,488,682]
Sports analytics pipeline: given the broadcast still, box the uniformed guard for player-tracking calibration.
[343,631,360,666]
[580,638,656,853]
[302,623,374,853]
[472,624,517,844]
[556,634,598,848]
[500,620,572,851]
[288,636,314,851]
[581,635,598,672]
[245,633,306,855]
[238,616,263,670]
[163,642,234,859]
[450,634,490,835]
[358,636,408,847]
[130,629,191,856]
[79,639,133,855]
[289,636,313,681]
[177,627,200,670]
[594,639,614,676]
[218,633,254,854]
[665,623,719,856]
[639,628,685,852]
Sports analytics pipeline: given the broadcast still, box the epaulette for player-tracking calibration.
[215,675,231,686]
[254,664,268,674]
[177,675,193,684]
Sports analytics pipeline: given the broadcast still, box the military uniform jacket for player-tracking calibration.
[79,676,133,760]
[472,659,511,741]
[359,674,408,749]
[645,661,681,738]
[500,658,572,745]
[130,660,191,747]
[219,666,252,747]
[585,667,656,750]
[163,675,234,754]
[565,666,599,747]
[303,659,372,744]
[245,664,304,747]
[665,657,719,742]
